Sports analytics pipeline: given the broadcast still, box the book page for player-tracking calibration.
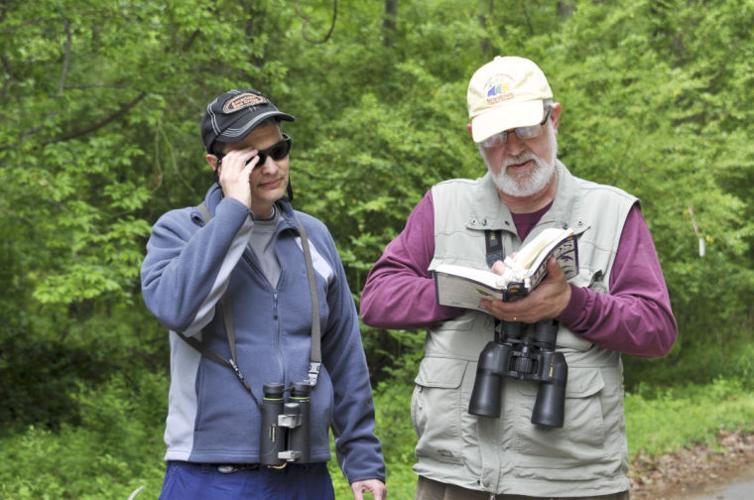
[512,227,572,270]
[435,272,504,311]
[433,264,505,289]
[523,232,578,290]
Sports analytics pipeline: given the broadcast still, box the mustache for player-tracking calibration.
[501,152,539,169]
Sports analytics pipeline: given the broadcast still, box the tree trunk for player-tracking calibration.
[478,0,493,56]
[383,0,398,47]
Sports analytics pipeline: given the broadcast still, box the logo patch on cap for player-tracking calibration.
[485,76,513,105]
[223,92,269,113]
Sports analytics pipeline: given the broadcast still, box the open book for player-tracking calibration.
[433,227,579,311]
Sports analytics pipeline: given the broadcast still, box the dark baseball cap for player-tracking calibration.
[201,89,295,155]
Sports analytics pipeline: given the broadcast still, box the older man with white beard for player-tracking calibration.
[360,56,677,499]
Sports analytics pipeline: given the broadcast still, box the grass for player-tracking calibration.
[626,377,754,456]
[2,375,754,499]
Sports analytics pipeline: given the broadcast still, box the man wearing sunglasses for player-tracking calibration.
[141,89,386,499]
[361,57,677,499]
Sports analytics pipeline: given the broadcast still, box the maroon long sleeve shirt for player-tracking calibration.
[360,191,677,358]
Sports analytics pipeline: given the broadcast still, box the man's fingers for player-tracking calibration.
[490,259,507,275]
[480,298,517,322]
[240,159,255,178]
[547,257,566,278]
[351,480,387,500]
[219,150,258,185]
[224,149,258,170]
[351,481,366,500]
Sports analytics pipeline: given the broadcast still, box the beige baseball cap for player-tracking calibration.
[467,56,553,143]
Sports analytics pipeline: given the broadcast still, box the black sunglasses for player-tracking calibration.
[216,134,293,167]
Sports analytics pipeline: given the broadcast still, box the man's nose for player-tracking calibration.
[258,156,277,173]
[505,132,527,155]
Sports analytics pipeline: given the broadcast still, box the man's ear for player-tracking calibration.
[550,103,562,130]
[206,154,219,171]
[466,123,473,136]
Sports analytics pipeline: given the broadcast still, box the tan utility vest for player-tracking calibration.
[412,163,637,496]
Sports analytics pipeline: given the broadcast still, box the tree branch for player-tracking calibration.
[383,0,397,48]
[1,54,16,98]
[58,20,73,93]
[520,0,534,35]
[478,0,493,56]
[35,24,200,146]
[46,91,147,144]
[297,0,338,45]
[181,28,200,51]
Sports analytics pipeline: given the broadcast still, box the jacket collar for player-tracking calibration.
[203,183,300,233]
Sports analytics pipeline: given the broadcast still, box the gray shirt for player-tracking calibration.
[249,206,280,287]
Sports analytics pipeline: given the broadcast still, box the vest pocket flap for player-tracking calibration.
[564,367,605,398]
[414,357,467,389]
[516,366,605,398]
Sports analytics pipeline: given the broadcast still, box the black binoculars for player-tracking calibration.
[260,382,312,466]
[468,319,568,428]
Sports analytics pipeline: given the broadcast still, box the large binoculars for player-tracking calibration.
[468,319,568,428]
[260,382,312,466]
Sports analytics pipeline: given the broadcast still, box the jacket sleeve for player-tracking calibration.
[318,229,385,484]
[140,197,253,333]
[360,191,463,328]
[558,204,678,357]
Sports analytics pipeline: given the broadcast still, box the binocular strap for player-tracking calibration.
[174,202,323,409]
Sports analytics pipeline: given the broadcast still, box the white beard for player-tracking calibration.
[486,125,558,197]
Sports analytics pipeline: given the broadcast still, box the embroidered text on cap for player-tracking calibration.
[485,76,514,105]
[223,93,269,113]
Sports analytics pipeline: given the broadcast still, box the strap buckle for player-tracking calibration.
[228,358,246,383]
[307,362,321,386]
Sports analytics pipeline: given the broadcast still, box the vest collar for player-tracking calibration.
[465,161,588,238]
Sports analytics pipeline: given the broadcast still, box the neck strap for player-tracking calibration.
[176,201,322,408]
[484,229,504,268]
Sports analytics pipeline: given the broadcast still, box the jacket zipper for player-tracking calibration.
[241,248,286,386]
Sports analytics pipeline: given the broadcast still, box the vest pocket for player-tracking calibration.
[511,366,612,479]
[412,356,470,465]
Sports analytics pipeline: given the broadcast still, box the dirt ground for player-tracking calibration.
[629,430,754,499]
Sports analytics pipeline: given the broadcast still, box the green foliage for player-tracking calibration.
[0,372,166,499]
[0,303,164,432]
[626,377,754,457]
[625,337,754,390]
[0,336,109,432]
[1,0,753,497]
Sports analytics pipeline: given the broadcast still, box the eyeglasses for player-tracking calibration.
[479,108,552,149]
[217,134,293,166]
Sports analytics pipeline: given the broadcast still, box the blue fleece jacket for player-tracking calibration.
[140,184,385,484]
